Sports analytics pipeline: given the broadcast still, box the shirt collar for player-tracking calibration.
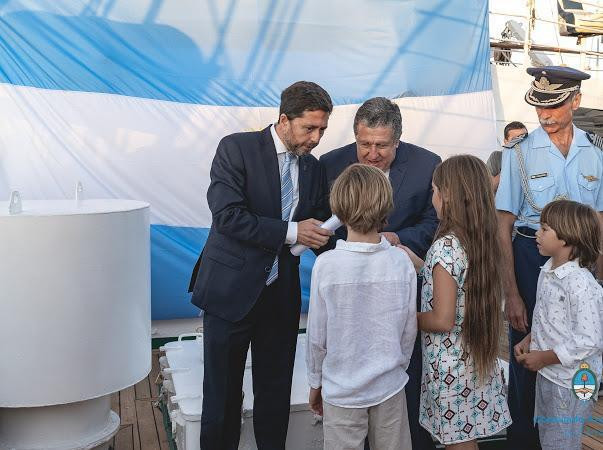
[270,124,289,155]
[574,125,591,147]
[540,258,582,279]
[335,236,391,253]
[533,124,590,149]
[532,126,550,149]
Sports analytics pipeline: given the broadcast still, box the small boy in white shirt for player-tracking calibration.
[514,199,603,450]
[305,163,417,450]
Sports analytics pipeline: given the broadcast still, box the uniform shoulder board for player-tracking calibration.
[586,132,603,150]
[502,132,527,149]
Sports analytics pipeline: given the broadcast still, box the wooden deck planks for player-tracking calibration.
[584,414,603,449]
[119,384,141,450]
[112,350,167,450]
[151,350,171,450]
[135,375,160,450]
[113,421,135,450]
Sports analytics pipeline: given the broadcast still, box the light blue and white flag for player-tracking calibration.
[0,0,495,319]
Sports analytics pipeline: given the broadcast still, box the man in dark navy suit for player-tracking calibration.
[189,81,333,450]
[320,97,440,450]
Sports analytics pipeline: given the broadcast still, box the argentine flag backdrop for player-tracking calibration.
[0,0,496,319]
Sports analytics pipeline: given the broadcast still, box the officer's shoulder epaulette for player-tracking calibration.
[586,132,603,150]
[502,132,528,149]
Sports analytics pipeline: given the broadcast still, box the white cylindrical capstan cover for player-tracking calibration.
[0,199,151,407]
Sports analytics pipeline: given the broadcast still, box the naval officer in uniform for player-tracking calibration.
[496,66,603,449]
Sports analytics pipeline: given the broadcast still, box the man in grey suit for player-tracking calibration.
[320,97,440,450]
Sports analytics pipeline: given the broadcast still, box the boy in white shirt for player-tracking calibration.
[514,199,603,450]
[306,163,417,450]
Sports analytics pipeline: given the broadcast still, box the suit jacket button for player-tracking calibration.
[265,266,271,272]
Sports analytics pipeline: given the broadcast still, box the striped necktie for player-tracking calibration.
[266,151,294,285]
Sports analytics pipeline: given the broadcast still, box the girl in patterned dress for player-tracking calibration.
[401,155,512,448]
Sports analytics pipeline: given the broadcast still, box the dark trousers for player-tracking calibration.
[506,230,547,450]
[200,277,300,450]
[405,334,436,450]
[365,276,435,450]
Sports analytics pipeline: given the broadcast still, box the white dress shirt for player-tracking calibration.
[306,237,418,408]
[531,258,603,388]
[270,125,298,245]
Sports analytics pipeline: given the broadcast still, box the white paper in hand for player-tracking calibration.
[290,215,343,256]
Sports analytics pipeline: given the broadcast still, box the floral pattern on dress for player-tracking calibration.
[419,234,512,444]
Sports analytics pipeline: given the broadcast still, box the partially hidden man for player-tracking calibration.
[189,81,334,450]
[496,66,603,449]
[320,97,440,450]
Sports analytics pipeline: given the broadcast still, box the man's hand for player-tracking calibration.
[505,293,528,333]
[516,350,556,372]
[381,232,401,246]
[308,387,323,416]
[397,244,424,273]
[513,333,531,359]
[296,219,332,249]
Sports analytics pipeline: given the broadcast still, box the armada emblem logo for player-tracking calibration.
[534,76,563,91]
[572,362,597,401]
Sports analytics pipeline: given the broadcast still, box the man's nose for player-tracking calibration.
[310,129,321,143]
[537,108,550,119]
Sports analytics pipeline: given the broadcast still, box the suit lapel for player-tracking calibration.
[347,146,359,168]
[389,142,408,200]
[259,126,281,217]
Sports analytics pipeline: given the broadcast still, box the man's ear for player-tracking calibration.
[278,113,289,125]
[572,92,582,111]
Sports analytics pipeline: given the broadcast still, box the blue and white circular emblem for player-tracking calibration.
[572,362,597,401]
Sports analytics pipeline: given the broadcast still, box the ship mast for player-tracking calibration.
[524,0,536,66]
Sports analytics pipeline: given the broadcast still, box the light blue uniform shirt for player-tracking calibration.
[496,125,603,229]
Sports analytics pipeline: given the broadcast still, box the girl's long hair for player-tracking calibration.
[432,155,502,383]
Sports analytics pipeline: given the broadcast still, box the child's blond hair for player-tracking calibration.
[330,163,393,234]
[540,200,601,268]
